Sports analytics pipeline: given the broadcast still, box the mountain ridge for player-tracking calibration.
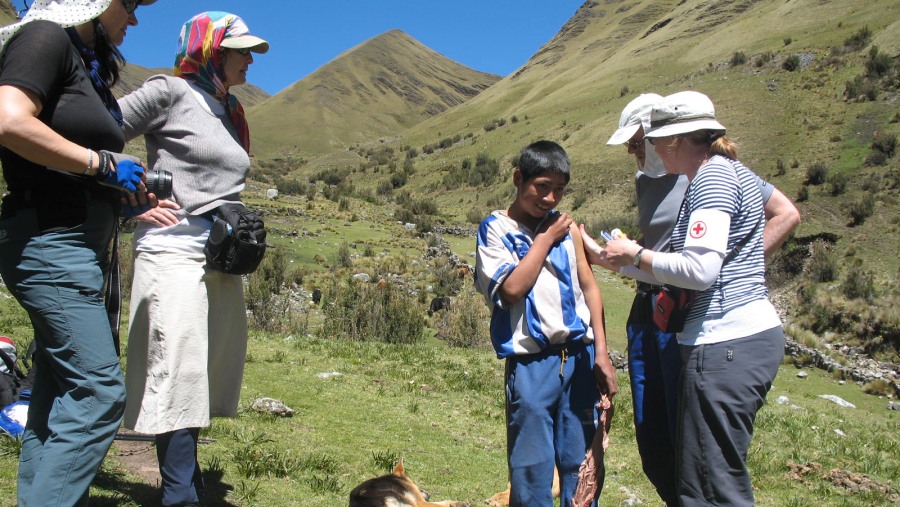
[246,29,501,157]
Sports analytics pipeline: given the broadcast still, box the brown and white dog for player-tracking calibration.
[485,467,560,506]
[349,459,470,507]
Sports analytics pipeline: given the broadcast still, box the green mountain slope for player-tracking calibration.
[247,29,501,157]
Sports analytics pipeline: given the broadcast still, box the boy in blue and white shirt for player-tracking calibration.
[475,140,618,506]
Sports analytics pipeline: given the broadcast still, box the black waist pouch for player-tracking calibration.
[203,203,267,275]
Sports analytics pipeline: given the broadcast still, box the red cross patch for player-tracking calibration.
[689,221,707,239]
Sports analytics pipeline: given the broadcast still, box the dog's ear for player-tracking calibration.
[392,458,406,477]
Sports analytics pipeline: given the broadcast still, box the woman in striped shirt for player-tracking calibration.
[601,91,784,506]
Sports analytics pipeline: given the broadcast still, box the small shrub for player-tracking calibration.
[434,287,491,349]
[783,37,793,46]
[782,54,801,72]
[865,45,893,78]
[246,248,307,334]
[619,85,630,97]
[848,195,875,226]
[862,379,892,396]
[827,173,848,196]
[841,260,875,301]
[871,131,897,158]
[754,51,774,67]
[466,207,485,224]
[844,75,878,101]
[805,161,828,185]
[335,241,352,268]
[775,158,786,176]
[843,25,872,51]
[321,278,424,344]
[805,239,837,282]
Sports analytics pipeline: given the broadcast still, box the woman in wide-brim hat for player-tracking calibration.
[117,11,268,505]
[601,90,785,506]
[0,1,156,505]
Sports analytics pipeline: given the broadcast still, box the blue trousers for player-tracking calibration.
[0,201,125,507]
[626,289,681,506]
[156,428,203,506]
[505,340,598,507]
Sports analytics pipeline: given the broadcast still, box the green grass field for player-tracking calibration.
[1,268,897,506]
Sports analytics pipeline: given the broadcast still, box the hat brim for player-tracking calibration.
[606,124,640,145]
[646,119,726,138]
[220,35,269,54]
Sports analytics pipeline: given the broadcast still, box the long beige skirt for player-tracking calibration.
[124,248,247,434]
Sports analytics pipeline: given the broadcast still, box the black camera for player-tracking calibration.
[146,169,173,199]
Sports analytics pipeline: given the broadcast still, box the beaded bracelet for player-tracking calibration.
[82,149,93,176]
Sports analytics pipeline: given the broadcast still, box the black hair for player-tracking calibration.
[516,140,570,183]
[92,19,125,86]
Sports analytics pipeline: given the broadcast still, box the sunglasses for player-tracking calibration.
[121,0,141,15]
[625,139,644,150]
[232,48,252,55]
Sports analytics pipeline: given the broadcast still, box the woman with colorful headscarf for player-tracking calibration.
[0,1,156,505]
[118,11,267,506]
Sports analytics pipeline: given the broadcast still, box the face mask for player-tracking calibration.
[639,139,667,178]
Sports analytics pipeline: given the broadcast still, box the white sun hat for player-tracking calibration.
[606,93,662,144]
[645,91,726,138]
[606,93,663,145]
[0,0,158,48]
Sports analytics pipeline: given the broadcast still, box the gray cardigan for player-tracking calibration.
[120,75,249,216]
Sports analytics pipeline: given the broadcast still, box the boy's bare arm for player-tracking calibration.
[498,213,573,306]
[571,224,619,398]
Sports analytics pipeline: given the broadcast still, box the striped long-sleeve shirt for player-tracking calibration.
[670,155,769,323]
[475,210,594,358]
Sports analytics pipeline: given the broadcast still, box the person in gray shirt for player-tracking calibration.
[580,93,799,506]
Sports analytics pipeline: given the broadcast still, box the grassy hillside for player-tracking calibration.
[247,29,501,157]
[254,0,898,362]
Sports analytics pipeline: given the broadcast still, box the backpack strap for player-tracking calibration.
[0,346,25,380]
[722,215,763,267]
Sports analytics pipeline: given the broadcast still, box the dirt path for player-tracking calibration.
[109,436,161,488]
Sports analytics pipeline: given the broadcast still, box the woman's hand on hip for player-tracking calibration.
[134,198,181,227]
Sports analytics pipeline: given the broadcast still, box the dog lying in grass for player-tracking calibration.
[484,466,560,506]
[349,459,470,507]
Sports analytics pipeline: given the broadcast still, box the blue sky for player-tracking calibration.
[12,1,585,95]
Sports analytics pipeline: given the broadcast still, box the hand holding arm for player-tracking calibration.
[498,212,573,306]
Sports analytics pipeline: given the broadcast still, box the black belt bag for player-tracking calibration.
[203,203,267,275]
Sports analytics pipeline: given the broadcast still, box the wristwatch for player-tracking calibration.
[633,247,645,267]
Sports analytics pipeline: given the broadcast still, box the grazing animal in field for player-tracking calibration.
[349,459,469,507]
[311,288,322,304]
[428,297,451,316]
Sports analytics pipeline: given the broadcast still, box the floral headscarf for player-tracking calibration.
[174,11,254,152]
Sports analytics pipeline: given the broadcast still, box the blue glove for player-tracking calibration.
[96,150,144,193]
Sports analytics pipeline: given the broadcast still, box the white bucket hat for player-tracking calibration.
[645,91,726,139]
[606,93,663,145]
[0,0,158,48]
